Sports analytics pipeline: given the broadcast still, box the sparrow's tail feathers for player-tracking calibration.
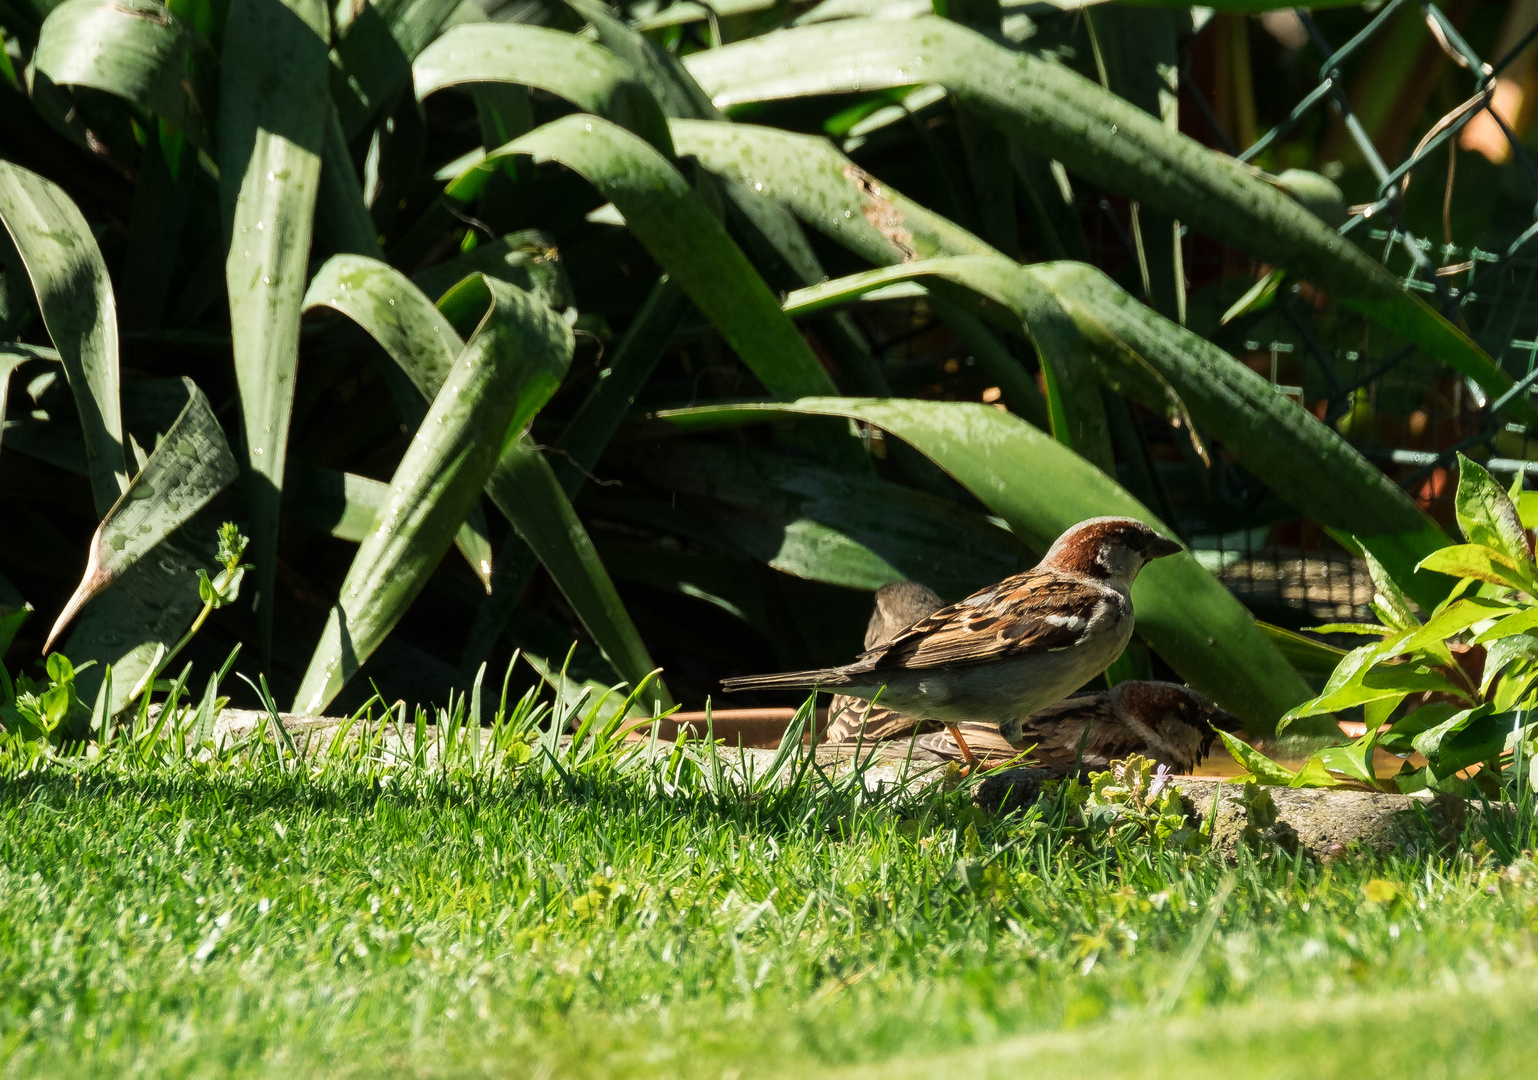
[720,668,852,693]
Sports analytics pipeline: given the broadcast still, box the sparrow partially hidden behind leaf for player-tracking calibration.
[823,581,947,745]
[915,681,1241,775]
[723,517,1184,766]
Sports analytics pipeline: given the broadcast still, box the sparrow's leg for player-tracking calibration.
[946,724,1020,773]
[946,724,978,767]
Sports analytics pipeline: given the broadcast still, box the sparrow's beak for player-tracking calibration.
[1146,534,1184,560]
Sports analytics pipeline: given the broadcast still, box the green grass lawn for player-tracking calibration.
[1,727,1536,1078]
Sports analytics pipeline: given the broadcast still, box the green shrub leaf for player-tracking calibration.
[1454,452,1534,569]
[44,378,237,653]
[34,0,215,148]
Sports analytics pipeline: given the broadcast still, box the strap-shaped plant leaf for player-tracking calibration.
[0,161,128,516]
[63,522,217,721]
[562,0,910,413]
[466,114,839,399]
[414,24,674,156]
[675,120,1453,604]
[219,0,329,658]
[563,0,718,120]
[681,18,1527,422]
[457,277,692,674]
[785,257,1125,472]
[302,254,668,706]
[625,442,1036,596]
[656,396,1321,736]
[294,277,573,715]
[45,378,238,651]
[410,230,573,306]
[0,342,47,455]
[34,0,215,147]
[284,459,494,589]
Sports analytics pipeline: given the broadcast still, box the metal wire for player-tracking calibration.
[1173,3,1538,618]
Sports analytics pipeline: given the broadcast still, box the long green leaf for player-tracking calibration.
[783,254,1440,547]
[785,256,1115,469]
[481,438,671,710]
[1123,0,1362,8]
[62,381,233,717]
[64,522,215,719]
[657,396,1320,736]
[219,0,329,658]
[461,276,691,674]
[677,121,1453,603]
[284,459,494,588]
[0,161,128,516]
[33,0,215,147]
[564,0,718,114]
[410,230,573,306]
[302,254,668,704]
[681,18,1528,422]
[467,114,838,398]
[294,278,572,715]
[329,0,412,138]
[44,378,237,651]
[1030,262,1443,544]
[564,0,907,410]
[628,442,1035,596]
[413,24,674,155]
[1091,4,1184,322]
[0,342,44,455]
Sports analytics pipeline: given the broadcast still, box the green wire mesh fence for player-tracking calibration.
[1162,0,1538,622]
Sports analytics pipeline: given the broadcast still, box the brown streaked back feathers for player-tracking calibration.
[824,582,944,744]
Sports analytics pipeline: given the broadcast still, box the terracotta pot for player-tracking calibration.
[619,708,821,749]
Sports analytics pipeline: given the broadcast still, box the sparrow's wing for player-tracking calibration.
[857,572,1113,671]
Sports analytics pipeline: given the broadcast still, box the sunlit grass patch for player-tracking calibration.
[0,688,1536,1078]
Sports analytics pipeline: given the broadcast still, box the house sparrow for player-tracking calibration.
[722,517,1183,766]
[824,581,946,745]
[914,681,1241,774]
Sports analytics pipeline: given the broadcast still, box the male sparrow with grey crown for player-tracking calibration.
[722,516,1184,766]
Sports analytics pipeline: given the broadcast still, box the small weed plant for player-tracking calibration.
[1228,453,1538,803]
